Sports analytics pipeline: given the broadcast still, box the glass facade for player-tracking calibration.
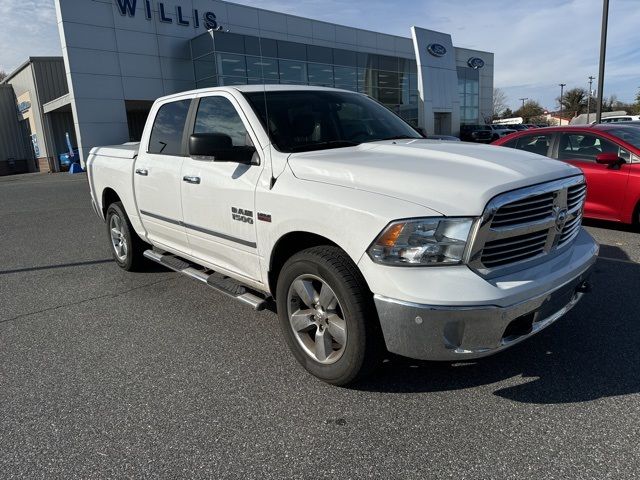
[457,67,480,125]
[191,32,419,126]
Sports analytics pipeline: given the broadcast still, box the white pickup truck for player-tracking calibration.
[87,85,598,385]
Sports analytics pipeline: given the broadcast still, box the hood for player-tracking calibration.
[287,139,581,216]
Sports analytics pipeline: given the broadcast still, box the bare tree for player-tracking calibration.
[493,88,508,118]
[0,70,7,82]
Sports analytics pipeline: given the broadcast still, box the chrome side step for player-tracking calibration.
[143,250,267,311]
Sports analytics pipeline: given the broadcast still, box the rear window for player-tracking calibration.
[148,100,191,155]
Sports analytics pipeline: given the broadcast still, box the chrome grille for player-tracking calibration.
[469,176,586,275]
[491,192,555,227]
[481,230,548,267]
[567,183,587,211]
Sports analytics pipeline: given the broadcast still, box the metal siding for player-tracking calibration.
[0,85,30,173]
[33,59,69,104]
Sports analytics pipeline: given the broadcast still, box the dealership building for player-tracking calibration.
[0,0,494,171]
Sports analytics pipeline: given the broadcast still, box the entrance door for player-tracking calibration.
[434,112,452,135]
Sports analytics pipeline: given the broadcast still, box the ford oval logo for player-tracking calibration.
[427,43,447,57]
[468,57,485,69]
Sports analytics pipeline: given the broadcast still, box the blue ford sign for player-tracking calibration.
[467,57,485,69]
[114,0,223,30]
[427,43,447,57]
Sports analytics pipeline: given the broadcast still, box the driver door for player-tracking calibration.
[180,93,264,282]
[554,132,630,221]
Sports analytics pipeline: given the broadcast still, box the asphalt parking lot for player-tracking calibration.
[1,173,639,479]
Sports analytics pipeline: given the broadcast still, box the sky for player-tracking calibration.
[1,0,638,111]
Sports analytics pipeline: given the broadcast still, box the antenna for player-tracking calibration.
[257,29,276,190]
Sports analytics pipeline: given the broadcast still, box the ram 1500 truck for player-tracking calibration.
[87,86,598,385]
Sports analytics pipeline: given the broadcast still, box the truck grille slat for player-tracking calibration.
[470,176,587,274]
[491,192,555,228]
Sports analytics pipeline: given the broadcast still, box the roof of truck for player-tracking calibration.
[157,85,360,103]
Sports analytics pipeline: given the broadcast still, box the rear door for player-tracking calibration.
[134,97,193,253]
[180,92,264,281]
[501,132,553,157]
[552,132,631,221]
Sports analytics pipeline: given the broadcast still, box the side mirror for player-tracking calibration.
[595,152,624,168]
[189,133,256,164]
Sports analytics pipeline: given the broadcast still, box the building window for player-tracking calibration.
[458,67,480,124]
[190,32,420,125]
[279,60,307,84]
[217,53,247,77]
[307,63,334,86]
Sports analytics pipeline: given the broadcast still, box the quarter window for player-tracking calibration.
[148,100,191,155]
[194,96,251,147]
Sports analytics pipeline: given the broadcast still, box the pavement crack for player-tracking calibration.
[0,277,178,325]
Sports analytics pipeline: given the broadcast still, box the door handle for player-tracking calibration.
[183,176,201,184]
[135,168,148,176]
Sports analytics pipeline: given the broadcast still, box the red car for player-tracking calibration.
[492,124,640,225]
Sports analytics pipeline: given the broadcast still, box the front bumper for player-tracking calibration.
[370,229,598,361]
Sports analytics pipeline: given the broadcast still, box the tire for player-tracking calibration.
[276,246,383,386]
[105,201,147,271]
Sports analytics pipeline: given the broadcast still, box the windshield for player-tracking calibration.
[243,90,421,153]
[608,128,640,149]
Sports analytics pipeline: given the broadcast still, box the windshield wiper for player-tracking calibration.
[288,140,361,153]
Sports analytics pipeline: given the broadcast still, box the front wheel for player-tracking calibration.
[105,202,147,271]
[276,246,383,386]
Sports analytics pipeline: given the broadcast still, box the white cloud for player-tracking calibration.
[0,0,60,72]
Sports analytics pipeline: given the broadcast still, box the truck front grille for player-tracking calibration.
[468,176,586,275]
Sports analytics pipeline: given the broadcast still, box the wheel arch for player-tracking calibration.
[102,188,122,218]
[268,231,345,299]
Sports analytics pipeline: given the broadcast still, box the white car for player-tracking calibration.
[600,115,640,123]
[87,86,598,385]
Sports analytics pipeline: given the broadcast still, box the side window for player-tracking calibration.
[148,100,191,155]
[557,134,618,163]
[194,96,251,147]
[512,134,551,156]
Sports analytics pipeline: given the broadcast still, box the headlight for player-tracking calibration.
[368,218,475,266]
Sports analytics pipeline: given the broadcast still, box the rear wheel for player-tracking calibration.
[105,202,147,271]
[276,246,383,386]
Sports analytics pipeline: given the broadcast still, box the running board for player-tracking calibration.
[143,250,267,311]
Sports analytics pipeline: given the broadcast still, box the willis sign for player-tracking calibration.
[114,0,223,30]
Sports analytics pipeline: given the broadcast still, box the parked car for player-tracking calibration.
[488,124,516,141]
[493,124,640,224]
[459,124,493,143]
[87,86,597,385]
[600,115,640,123]
[503,124,529,131]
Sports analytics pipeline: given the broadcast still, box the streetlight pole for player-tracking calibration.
[596,0,609,123]
[587,76,595,124]
[559,83,566,125]
[519,97,528,109]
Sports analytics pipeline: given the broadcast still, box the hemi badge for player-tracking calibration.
[257,213,272,223]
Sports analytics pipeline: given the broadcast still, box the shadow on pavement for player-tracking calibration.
[354,251,640,404]
[583,218,639,234]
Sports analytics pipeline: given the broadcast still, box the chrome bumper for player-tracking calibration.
[373,253,596,361]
